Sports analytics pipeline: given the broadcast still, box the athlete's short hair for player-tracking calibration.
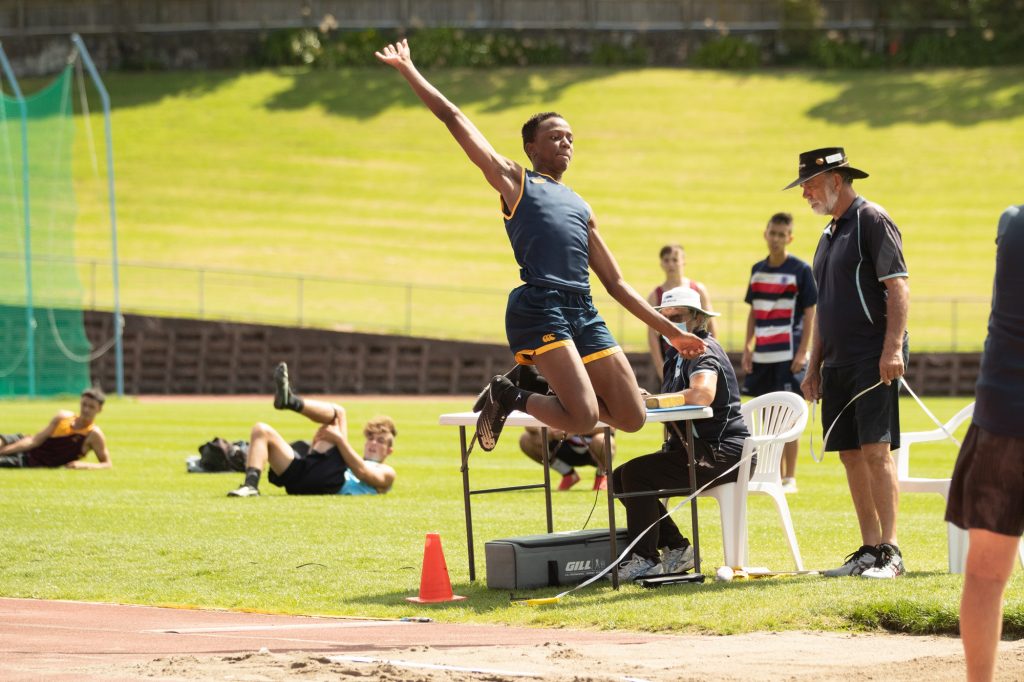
[81,387,106,405]
[521,112,563,152]
[659,244,685,259]
[768,212,793,227]
[364,416,397,441]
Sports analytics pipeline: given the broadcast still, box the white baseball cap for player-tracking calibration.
[655,286,720,317]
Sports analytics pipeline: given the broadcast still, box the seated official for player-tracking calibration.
[613,286,750,582]
[228,363,396,497]
[0,388,111,469]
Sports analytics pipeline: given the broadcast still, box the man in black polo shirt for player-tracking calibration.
[785,148,910,579]
[945,204,1024,681]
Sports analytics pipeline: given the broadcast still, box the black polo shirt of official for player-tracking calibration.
[812,196,909,368]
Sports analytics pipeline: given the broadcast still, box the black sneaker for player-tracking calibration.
[475,375,517,452]
[472,365,550,413]
[822,545,880,577]
[861,543,905,579]
[273,362,293,410]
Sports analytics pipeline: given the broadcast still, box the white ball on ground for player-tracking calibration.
[716,566,734,582]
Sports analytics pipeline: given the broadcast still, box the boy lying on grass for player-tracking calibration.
[228,364,396,497]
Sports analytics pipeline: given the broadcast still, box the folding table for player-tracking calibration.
[438,404,712,588]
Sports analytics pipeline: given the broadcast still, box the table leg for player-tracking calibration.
[541,427,553,533]
[604,425,619,590]
[458,425,475,582]
[685,421,702,575]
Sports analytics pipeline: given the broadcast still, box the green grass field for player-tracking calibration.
[17,65,1015,349]
[1,395,1020,636]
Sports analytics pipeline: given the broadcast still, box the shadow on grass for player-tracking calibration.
[262,66,609,119]
[803,67,1024,128]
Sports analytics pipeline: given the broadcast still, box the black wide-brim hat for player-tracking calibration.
[782,147,869,190]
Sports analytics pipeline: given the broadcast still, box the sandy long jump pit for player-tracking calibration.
[2,597,1024,681]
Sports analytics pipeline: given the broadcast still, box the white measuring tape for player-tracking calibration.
[809,376,962,462]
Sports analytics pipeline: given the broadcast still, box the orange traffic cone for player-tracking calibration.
[406,533,467,603]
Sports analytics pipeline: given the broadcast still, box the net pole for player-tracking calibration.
[71,34,123,396]
[0,40,35,396]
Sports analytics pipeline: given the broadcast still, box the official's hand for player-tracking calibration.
[374,39,413,69]
[790,353,808,375]
[879,348,905,386]
[741,349,753,374]
[669,329,706,359]
[800,370,822,401]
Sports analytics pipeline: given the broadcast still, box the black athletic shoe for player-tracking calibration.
[273,362,293,410]
[472,365,550,412]
[476,375,515,452]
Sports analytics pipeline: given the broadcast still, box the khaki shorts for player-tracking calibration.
[945,423,1024,536]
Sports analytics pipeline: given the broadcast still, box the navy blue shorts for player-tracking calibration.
[820,352,905,452]
[505,284,620,366]
[743,362,805,397]
[268,441,346,495]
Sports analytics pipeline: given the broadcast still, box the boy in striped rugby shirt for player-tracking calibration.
[740,212,817,492]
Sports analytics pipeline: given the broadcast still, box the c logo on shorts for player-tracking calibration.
[542,333,556,343]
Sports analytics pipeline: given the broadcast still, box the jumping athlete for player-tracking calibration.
[376,39,706,450]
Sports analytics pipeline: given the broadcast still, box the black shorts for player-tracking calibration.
[551,435,596,468]
[743,362,805,397]
[268,442,346,495]
[820,352,905,452]
[945,423,1024,536]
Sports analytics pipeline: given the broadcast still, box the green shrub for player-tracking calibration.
[589,40,648,66]
[810,35,881,68]
[691,36,761,69]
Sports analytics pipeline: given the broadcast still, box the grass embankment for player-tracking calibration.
[0,395,1019,637]
[24,66,1017,348]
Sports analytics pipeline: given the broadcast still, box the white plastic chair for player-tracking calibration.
[698,392,808,570]
[894,401,1024,573]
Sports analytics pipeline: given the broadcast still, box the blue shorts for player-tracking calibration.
[505,284,620,366]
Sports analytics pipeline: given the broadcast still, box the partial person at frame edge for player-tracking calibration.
[227,363,396,497]
[0,387,111,469]
[945,203,1024,682]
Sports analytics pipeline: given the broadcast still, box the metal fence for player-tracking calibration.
[0,0,886,36]
[0,252,991,352]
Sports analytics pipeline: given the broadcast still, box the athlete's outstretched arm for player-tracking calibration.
[588,217,705,358]
[376,39,521,207]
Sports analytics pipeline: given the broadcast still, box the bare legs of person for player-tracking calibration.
[781,439,798,492]
[960,529,1020,682]
[829,443,904,578]
[475,345,644,452]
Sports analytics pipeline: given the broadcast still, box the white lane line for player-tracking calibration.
[327,655,654,682]
[147,620,409,634]
[328,655,542,678]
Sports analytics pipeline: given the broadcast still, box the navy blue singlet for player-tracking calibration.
[502,168,591,294]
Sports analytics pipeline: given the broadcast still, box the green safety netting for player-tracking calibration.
[1,65,91,396]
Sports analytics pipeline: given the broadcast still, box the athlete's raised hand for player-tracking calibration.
[668,328,706,359]
[374,39,413,70]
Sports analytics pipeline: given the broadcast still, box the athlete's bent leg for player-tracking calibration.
[530,345,601,434]
[585,351,645,433]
